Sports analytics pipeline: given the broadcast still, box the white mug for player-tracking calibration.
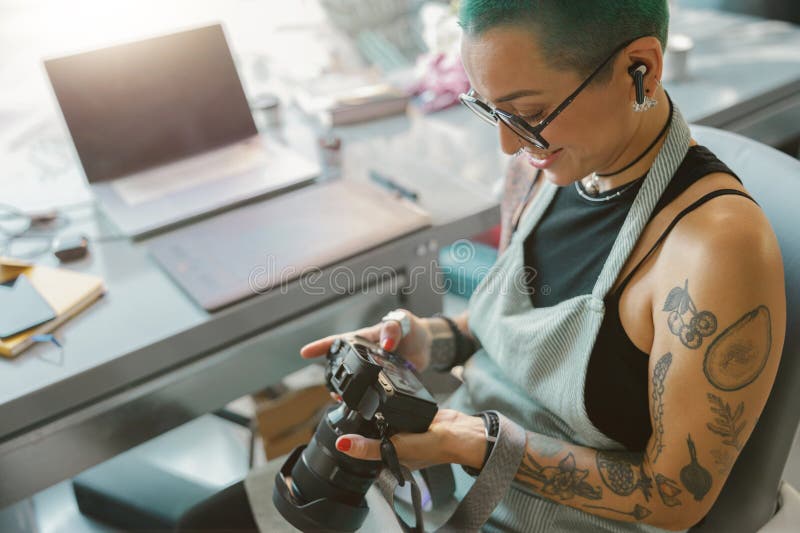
[663,33,694,83]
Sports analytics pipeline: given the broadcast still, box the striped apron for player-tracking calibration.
[443,104,692,532]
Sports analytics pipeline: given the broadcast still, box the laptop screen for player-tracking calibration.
[44,24,257,183]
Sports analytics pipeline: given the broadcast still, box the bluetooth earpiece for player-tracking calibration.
[628,63,648,106]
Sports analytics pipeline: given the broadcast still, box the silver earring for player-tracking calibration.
[633,94,658,112]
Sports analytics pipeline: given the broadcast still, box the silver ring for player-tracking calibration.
[381,310,411,338]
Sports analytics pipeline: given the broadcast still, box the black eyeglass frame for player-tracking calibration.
[459,36,646,150]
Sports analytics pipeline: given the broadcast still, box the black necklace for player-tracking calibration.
[582,96,674,196]
[596,99,674,178]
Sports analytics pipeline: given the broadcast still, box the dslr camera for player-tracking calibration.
[273,334,438,532]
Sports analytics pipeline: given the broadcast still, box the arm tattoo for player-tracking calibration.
[583,503,652,521]
[649,352,672,464]
[518,451,603,501]
[710,448,736,476]
[663,279,717,349]
[655,473,683,507]
[704,306,772,391]
[596,451,653,501]
[519,441,683,521]
[679,434,712,501]
[706,393,746,450]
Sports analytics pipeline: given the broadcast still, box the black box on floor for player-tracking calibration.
[72,456,225,529]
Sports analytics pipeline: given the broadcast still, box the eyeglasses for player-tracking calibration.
[459,37,642,150]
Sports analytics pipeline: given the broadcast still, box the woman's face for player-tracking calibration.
[461,26,638,186]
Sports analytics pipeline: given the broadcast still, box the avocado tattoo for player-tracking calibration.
[704,306,772,391]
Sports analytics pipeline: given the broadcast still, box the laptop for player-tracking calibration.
[147,179,432,311]
[44,24,319,238]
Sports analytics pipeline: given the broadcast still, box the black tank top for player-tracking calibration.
[522,145,756,450]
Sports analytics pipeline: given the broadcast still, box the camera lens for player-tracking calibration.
[273,404,383,532]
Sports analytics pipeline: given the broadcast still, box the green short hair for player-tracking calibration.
[458,0,669,82]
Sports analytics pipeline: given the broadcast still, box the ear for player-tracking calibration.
[623,36,664,98]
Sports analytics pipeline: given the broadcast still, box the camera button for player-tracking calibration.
[378,372,394,394]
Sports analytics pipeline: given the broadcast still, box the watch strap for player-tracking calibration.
[461,411,499,476]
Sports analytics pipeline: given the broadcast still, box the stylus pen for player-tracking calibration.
[368,170,420,202]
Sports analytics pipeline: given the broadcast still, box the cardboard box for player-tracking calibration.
[254,384,334,460]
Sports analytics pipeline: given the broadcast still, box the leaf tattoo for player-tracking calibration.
[650,353,672,464]
[706,393,746,450]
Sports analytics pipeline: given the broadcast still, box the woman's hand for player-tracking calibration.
[299,309,433,372]
[333,409,487,472]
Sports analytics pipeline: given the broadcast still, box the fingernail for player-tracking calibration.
[336,438,352,452]
[382,338,395,351]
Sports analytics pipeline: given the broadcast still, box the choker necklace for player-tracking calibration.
[575,175,644,203]
[583,97,674,196]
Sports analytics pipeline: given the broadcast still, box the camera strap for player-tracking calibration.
[376,412,407,488]
[376,411,527,532]
[378,465,427,533]
[374,410,425,532]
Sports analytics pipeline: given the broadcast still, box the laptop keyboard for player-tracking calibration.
[111,139,269,207]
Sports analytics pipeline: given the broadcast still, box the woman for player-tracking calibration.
[179,1,786,531]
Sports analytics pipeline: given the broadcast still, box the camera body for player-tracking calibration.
[272,334,438,532]
[326,334,437,434]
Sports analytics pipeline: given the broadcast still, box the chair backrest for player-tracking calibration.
[688,125,800,532]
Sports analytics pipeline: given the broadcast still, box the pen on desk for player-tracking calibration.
[368,170,420,202]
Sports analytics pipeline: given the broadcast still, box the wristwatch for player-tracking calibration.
[462,411,499,477]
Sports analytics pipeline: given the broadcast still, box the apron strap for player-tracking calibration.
[592,96,692,300]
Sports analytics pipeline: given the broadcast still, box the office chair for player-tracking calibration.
[687,125,800,532]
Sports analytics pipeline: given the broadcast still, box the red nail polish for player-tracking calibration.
[337,438,352,452]
[382,338,395,351]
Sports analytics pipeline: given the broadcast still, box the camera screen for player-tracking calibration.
[367,349,421,394]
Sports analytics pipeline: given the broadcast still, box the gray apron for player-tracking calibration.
[443,103,692,532]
